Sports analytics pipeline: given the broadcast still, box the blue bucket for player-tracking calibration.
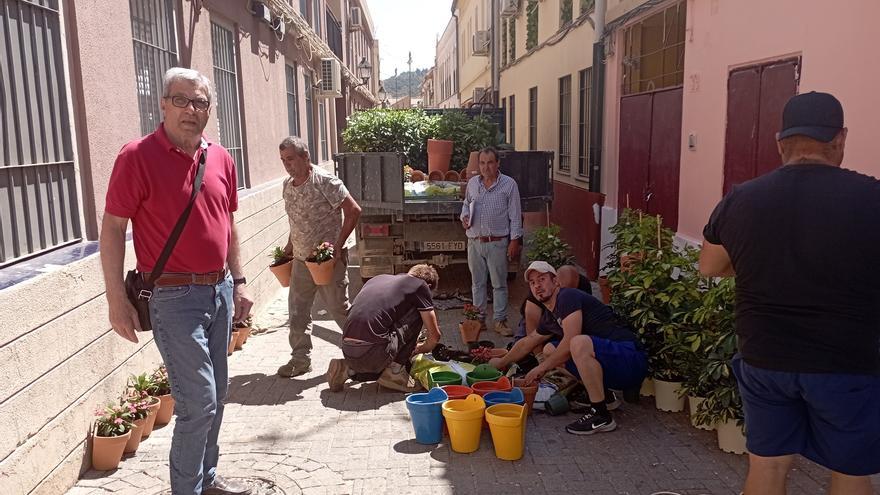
[483,388,525,407]
[405,387,449,444]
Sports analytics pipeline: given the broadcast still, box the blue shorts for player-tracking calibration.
[733,354,880,476]
[550,336,647,390]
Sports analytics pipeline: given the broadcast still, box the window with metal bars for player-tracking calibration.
[286,63,300,137]
[560,0,572,26]
[558,75,572,173]
[300,0,310,25]
[211,22,247,188]
[303,73,317,163]
[313,0,322,37]
[318,100,328,161]
[130,0,178,136]
[0,0,81,266]
[501,20,508,66]
[577,67,592,178]
[580,0,595,16]
[528,87,537,150]
[509,16,516,61]
[621,1,686,95]
[526,1,538,50]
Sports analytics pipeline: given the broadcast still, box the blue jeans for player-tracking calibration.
[150,275,233,495]
[467,238,508,322]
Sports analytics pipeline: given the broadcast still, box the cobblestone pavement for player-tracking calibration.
[69,267,880,495]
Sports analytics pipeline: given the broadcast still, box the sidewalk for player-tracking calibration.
[68,269,874,495]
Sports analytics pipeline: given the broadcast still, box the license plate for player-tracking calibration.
[422,241,466,251]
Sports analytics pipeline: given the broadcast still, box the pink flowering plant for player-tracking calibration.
[151,365,171,396]
[462,304,482,321]
[94,403,134,437]
[123,392,153,421]
[306,241,334,264]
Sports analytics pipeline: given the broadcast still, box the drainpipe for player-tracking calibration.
[490,0,498,105]
[452,8,460,105]
[588,0,607,193]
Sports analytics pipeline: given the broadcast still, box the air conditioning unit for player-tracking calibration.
[472,30,490,56]
[350,7,362,29]
[473,87,490,104]
[251,2,272,24]
[500,0,519,18]
[317,58,342,98]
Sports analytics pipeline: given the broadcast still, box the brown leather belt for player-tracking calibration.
[473,235,507,242]
[147,269,227,287]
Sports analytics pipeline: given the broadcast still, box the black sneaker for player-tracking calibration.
[570,389,621,413]
[565,408,617,435]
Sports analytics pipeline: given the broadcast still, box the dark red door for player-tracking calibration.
[723,59,799,194]
[618,88,683,230]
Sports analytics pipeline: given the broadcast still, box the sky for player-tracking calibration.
[366,0,454,79]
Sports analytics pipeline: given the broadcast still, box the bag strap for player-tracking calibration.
[144,143,209,287]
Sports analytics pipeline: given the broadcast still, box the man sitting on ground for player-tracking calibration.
[326,264,441,393]
[489,261,647,435]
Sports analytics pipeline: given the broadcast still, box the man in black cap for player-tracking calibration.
[700,92,880,495]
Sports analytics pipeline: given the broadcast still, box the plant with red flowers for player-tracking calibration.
[462,304,481,321]
[94,403,134,437]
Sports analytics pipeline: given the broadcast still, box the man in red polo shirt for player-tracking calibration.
[100,68,252,495]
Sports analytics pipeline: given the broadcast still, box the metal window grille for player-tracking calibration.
[558,75,571,173]
[577,67,592,177]
[560,0,572,26]
[313,0,322,37]
[303,73,317,163]
[508,95,516,147]
[528,86,537,150]
[286,63,300,136]
[0,0,81,266]
[526,0,538,50]
[501,20,508,66]
[508,17,516,61]
[621,1,686,95]
[326,9,342,59]
[318,100,328,161]
[211,22,246,188]
[130,0,178,136]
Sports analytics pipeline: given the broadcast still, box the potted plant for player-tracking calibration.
[92,403,134,470]
[305,241,335,285]
[459,304,483,344]
[432,110,498,172]
[151,365,174,426]
[342,107,438,170]
[126,373,160,438]
[233,315,253,347]
[228,329,239,356]
[268,246,293,288]
[122,393,153,454]
[525,224,576,268]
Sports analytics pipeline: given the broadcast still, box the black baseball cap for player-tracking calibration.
[778,91,844,143]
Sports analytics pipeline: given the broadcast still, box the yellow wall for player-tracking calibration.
[456,0,492,105]
[500,0,596,189]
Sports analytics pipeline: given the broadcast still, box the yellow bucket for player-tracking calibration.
[485,403,527,460]
[441,394,485,453]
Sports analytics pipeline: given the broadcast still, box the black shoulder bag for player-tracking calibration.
[124,146,208,331]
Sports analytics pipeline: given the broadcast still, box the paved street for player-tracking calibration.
[68,267,878,495]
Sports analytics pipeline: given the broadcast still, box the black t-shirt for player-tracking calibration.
[703,164,880,374]
[518,273,592,317]
[576,274,593,295]
[343,274,434,343]
[537,288,638,343]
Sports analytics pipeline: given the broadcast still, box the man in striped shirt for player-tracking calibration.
[460,147,523,336]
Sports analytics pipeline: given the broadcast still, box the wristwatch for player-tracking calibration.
[233,277,247,286]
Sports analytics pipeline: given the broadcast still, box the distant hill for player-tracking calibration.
[382,68,428,98]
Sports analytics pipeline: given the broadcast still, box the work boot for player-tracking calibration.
[277,359,311,378]
[377,364,421,393]
[202,475,251,495]
[494,320,513,337]
[326,358,349,392]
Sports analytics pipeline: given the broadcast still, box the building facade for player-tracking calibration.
[435,17,460,108]
[420,67,436,108]
[0,1,377,493]
[453,0,493,107]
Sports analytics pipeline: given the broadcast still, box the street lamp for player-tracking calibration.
[377,83,388,108]
[357,57,372,84]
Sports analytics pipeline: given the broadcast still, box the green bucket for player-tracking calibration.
[466,364,502,386]
[429,370,462,388]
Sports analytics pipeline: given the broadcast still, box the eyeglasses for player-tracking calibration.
[164,95,210,111]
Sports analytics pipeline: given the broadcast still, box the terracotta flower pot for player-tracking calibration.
[305,258,336,285]
[234,327,248,350]
[410,170,425,182]
[140,397,161,439]
[269,260,292,288]
[123,418,147,454]
[444,170,461,182]
[459,320,482,344]
[427,139,453,174]
[598,276,611,304]
[427,170,444,182]
[155,394,175,426]
[92,427,131,470]
[238,326,252,344]
[716,419,747,454]
[228,331,239,356]
[512,378,538,415]
[465,150,480,179]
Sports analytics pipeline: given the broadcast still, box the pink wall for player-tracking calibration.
[677,0,880,238]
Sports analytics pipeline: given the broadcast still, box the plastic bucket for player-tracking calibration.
[441,394,485,453]
[486,403,527,461]
[483,388,525,407]
[441,385,473,400]
[466,364,502,386]
[430,370,463,388]
[405,387,449,444]
[471,376,512,397]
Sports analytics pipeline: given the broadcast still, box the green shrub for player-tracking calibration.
[342,108,438,168]
[433,111,498,171]
[526,224,576,268]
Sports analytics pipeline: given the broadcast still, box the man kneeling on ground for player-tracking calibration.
[489,261,647,435]
[326,264,441,393]
[513,264,593,343]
